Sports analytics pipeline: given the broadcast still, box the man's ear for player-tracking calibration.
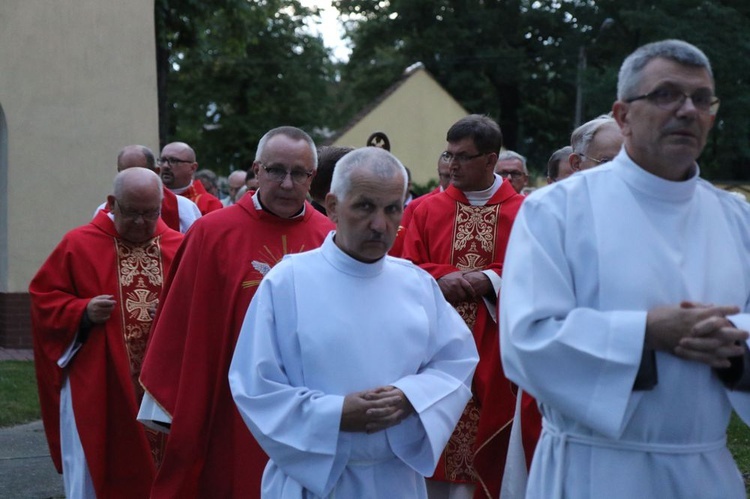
[569,153,582,172]
[252,162,260,176]
[486,152,498,171]
[106,195,116,212]
[612,100,631,137]
[324,193,338,223]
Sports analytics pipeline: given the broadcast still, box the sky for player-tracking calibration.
[299,0,351,62]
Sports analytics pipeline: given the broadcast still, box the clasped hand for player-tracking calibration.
[340,386,414,434]
[438,270,492,305]
[646,301,749,368]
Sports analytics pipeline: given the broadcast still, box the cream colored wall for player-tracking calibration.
[0,1,159,292]
[333,69,468,186]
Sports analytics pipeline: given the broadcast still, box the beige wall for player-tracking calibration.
[333,69,468,186]
[0,1,159,292]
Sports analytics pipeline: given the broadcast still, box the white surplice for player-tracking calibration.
[500,150,750,499]
[229,232,478,498]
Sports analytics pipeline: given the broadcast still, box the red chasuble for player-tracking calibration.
[140,194,334,499]
[29,211,183,499]
[179,180,223,215]
[160,187,181,232]
[389,188,441,257]
[402,181,531,499]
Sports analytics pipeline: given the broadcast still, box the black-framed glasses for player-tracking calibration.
[439,151,486,166]
[578,153,613,165]
[498,170,526,180]
[625,86,720,116]
[114,200,160,221]
[157,156,194,167]
[261,164,314,184]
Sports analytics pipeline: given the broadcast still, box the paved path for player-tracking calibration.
[0,348,34,361]
[0,420,64,498]
[0,349,64,497]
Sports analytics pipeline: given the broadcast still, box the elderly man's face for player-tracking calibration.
[495,158,527,193]
[614,57,715,180]
[579,123,624,170]
[437,160,451,190]
[253,135,316,218]
[109,187,162,244]
[159,144,196,189]
[228,172,246,201]
[326,169,404,263]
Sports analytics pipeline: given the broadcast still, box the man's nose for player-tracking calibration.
[370,210,387,232]
[279,172,295,188]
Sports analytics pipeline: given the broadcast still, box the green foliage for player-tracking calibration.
[0,361,40,428]
[333,0,750,180]
[157,0,750,180]
[156,1,336,174]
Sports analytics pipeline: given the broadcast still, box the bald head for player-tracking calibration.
[113,167,163,201]
[159,142,198,189]
[117,145,156,172]
[108,168,163,244]
[227,170,247,202]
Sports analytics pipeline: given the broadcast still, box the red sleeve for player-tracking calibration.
[401,200,459,280]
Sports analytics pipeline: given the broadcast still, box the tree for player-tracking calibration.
[155,0,336,173]
[333,0,750,180]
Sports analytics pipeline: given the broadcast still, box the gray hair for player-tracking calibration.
[194,169,218,189]
[617,39,713,100]
[330,147,408,201]
[254,126,318,169]
[547,146,573,180]
[571,115,617,155]
[497,150,528,174]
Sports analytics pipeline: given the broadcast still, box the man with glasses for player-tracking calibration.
[495,150,529,194]
[139,126,334,498]
[569,114,623,172]
[157,141,223,215]
[93,145,201,233]
[501,40,750,498]
[403,115,530,499]
[30,168,183,498]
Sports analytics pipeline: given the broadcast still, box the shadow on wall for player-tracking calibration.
[0,103,7,292]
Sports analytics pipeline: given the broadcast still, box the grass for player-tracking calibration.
[0,361,40,427]
[729,412,750,483]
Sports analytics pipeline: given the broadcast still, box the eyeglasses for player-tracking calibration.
[498,171,526,180]
[440,151,486,166]
[625,86,720,116]
[114,201,160,221]
[578,153,613,165]
[261,164,314,184]
[156,156,193,167]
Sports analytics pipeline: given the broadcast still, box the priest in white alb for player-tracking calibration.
[500,39,750,498]
[229,146,478,498]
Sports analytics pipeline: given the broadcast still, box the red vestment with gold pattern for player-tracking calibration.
[140,194,334,499]
[402,181,536,499]
[30,211,183,499]
[179,180,223,215]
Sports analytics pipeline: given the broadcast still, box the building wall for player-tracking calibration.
[0,1,159,346]
[333,69,468,186]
